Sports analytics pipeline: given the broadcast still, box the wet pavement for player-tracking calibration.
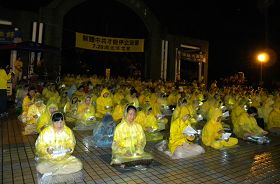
[1,112,280,184]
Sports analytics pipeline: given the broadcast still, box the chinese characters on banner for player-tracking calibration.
[180,50,206,63]
[75,32,144,52]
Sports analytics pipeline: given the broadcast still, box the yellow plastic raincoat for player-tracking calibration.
[111,113,153,165]
[35,125,82,175]
[64,96,79,122]
[169,118,194,154]
[112,103,126,123]
[37,102,58,133]
[113,90,124,105]
[233,111,265,139]
[202,108,238,149]
[22,95,32,113]
[96,88,113,118]
[26,102,46,125]
[77,97,96,125]
[167,92,181,106]
[267,102,280,129]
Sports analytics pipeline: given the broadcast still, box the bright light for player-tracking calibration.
[257,52,269,63]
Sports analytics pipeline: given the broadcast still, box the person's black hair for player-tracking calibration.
[126,105,137,113]
[28,86,36,91]
[52,112,64,122]
[130,87,137,95]
[247,106,258,115]
[27,86,36,98]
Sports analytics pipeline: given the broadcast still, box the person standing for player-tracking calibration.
[14,57,23,82]
[0,64,12,117]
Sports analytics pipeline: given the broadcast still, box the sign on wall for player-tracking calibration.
[75,32,144,52]
[0,29,22,44]
[180,50,206,63]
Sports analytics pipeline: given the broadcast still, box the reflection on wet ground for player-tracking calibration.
[1,113,280,184]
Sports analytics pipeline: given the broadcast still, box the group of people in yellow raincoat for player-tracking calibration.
[14,74,280,182]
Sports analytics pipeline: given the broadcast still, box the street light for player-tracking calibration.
[257,52,269,85]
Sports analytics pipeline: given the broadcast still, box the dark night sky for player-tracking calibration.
[1,0,280,84]
[63,0,280,84]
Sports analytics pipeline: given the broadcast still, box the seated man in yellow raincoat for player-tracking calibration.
[37,101,58,133]
[202,108,238,149]
[58,91,70,111]
[168,113,205,159]
[125,87,140,108]
[111,105,153,166]
[112,99,128,123]
[233,106,268,139]
[96,88,113,119]
[76,95,96,125]
[64,96,79,123]
[35,112,83,182]
[23,98,46,135]
[19,86,36,123]
[135,106,163,142]
[267,100,280,134]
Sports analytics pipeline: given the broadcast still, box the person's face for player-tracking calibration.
[29,90,36,97]
[103,92,109,98]
[49,106,57,113]
[85,97,91,105]
[53,119,64,131]
[72,97,78,103]
[127,109,136,123]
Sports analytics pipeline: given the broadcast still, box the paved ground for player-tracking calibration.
[1,111,280,184]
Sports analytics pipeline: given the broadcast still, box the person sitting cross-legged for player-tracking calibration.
[202,108,238,149]
[168,113,205,159]
[111,105,153,167]
[35,112,83,183]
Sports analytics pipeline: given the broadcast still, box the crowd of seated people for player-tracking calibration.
[13,73,280,182]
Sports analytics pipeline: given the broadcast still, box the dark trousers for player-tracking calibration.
[0,89,7,114]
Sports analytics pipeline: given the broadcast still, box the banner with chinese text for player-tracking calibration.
[75,32,144,52]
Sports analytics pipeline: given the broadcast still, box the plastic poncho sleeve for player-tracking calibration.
[171,106,181,122]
